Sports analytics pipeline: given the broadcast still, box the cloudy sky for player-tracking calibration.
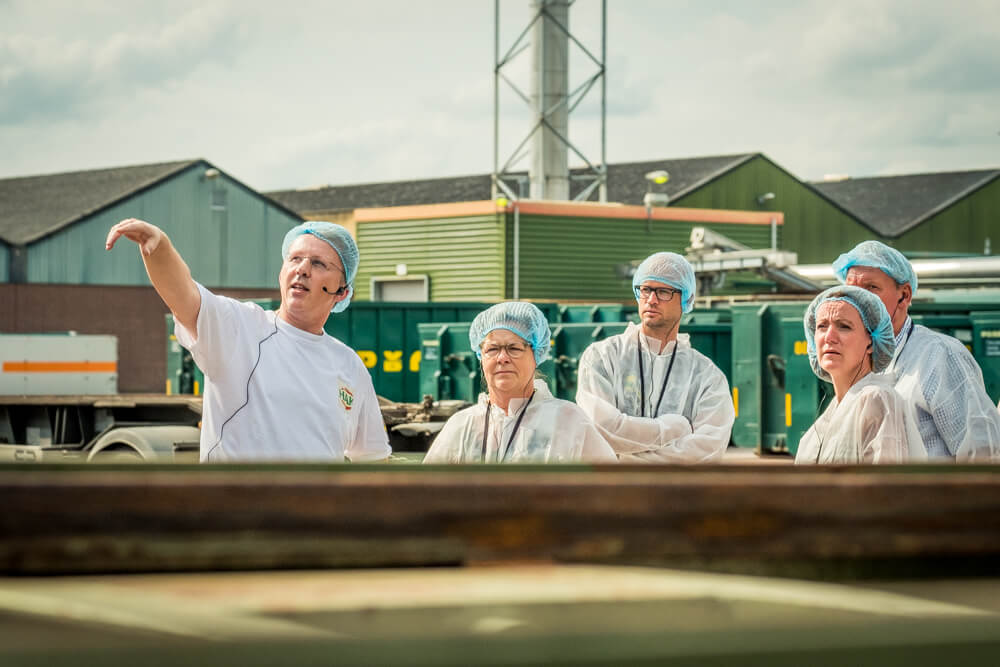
[2,0,997,192]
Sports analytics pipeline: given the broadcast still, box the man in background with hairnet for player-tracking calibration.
[834,240,1000,461]
[106,218,390,463]
[576,252,734,462]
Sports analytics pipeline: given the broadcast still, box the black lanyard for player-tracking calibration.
[481,390,536,463]
[637,329,679,418]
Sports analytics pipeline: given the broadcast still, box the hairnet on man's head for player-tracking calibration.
[832,240,918,296]
[803,285,896,382]
[632,252,697,313]
[281,221,359,313]
[469,302,551,364]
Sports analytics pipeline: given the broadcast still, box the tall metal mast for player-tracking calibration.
[492,0,607,202]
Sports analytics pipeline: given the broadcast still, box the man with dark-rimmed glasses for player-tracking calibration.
[576,252,734,462]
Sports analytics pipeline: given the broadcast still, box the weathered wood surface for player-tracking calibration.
[1,464,999,576]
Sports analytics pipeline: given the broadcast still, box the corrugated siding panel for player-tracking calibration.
[355,214,506,301]
[895,176,1000,254]
[25,167,300,287]
[673,157,873,264]
[514,214,776,300]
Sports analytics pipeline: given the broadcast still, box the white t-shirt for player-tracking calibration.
[175,284,390,462]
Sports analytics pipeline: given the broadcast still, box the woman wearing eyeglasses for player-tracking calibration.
[795,285,925,464]
[423,302,617,464]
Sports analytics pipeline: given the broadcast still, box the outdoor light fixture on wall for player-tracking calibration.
[643,169,670,232]
[756,192,776,206]
[643,170,671,208]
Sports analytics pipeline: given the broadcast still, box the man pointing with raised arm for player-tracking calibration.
[106,218,390,463]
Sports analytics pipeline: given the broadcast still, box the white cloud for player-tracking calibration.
[0,0,996,190]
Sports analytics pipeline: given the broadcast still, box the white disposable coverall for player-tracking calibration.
[795,373,926,464]
[890,322,1000,461]
[575,323,734,463]
[423,380,617,464]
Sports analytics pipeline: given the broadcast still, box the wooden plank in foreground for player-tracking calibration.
[1,464,999,577]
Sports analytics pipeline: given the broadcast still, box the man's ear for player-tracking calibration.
[901,283,913,306]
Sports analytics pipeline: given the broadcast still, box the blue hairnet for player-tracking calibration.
[832,240,918,296]
[632,252,697,313]
[281,221,359,313]
[804,285,896,382]
[469,302,551,364]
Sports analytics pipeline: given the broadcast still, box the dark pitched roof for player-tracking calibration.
[812,169,1000,237]
[0,159,200,245]
[599,154,757,205]
[266,173,492,213]
[265,153,758,213]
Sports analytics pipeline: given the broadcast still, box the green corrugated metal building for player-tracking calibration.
[811,169,1000,259]
[0,159,303,287]
[353,200,783,302]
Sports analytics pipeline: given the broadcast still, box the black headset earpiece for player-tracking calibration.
[322,285,348,296]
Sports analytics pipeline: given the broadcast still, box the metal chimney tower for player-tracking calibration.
[492,0,607,202]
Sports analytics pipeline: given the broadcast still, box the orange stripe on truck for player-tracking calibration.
[2,361,117,373]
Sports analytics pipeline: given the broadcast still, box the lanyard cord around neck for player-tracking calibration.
[888,319,915,371]
[637,328,679,418]
[481,390,536,463]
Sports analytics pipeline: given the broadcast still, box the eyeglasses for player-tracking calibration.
[481,343,528,359]
[636,286,680,301]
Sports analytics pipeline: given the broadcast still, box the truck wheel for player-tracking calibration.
[90,445,143,463]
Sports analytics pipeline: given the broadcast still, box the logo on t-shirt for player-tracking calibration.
[339,385,354,411]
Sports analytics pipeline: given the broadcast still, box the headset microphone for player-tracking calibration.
[323,285,347,296]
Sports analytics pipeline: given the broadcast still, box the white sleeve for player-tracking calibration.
[174,283,267,381]
[856,389,911,463]
[577,420,620,463]
[422,410,472,464]
[926,346,1000,462]
[345,367,391,462]
[555,402,618,464]
[626,368,734,464]
[576,345,691,455]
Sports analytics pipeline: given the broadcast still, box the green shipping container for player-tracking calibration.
[167,301,562,402]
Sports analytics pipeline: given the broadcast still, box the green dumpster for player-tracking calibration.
[558,304,636,323]
[730,302,811,452]
[971,311,1000,404]
[167,302,560,402]
[550,322,631,399]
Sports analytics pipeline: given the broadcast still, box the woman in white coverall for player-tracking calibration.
[423,303,617,464]
[575,252,734,463]
[796,285,925,464]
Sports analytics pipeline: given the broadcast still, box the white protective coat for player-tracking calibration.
[890,323,1000,461]
[422,380,617,464]
[796,373,927,464]
[575,323,734,462]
